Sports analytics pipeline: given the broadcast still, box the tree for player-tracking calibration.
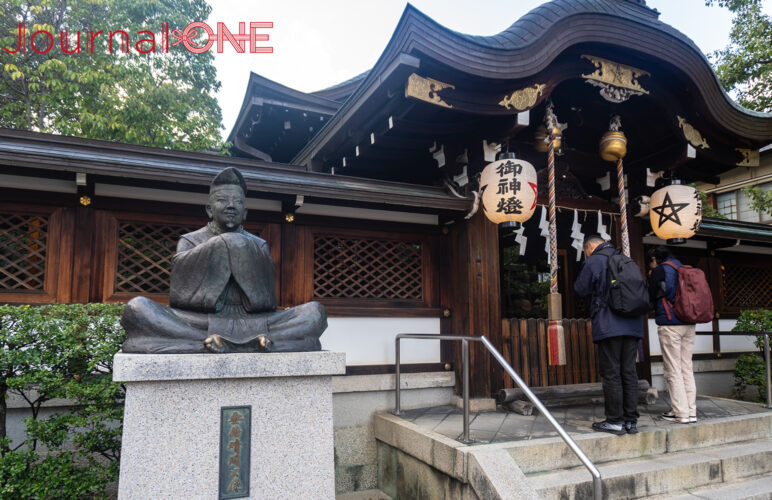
[732,308,772,403]
[0,303,125,499]
[706,0,772,112]
[742,185,772,215]
[0,0,225,152]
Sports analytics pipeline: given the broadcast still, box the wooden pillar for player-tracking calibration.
[279,223,306,308]
[628,217,652,384]
[439,225,455,374]
[440,210,502,398]
[706,250,723,352]
[89,210,111,303]
[70,206,94,303]
[53,207,76,304]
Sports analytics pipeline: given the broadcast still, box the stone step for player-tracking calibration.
[507,412,772,474]
[647,475,772,500]
[336,489,394,500]
[527,438,772,500]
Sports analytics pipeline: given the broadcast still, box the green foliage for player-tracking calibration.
[742,185,772,215]
[731,308,771,403]
[706,0,772,111]
[692,185,726,219]
[501,245,550,318]
[733,353,766,403]
[0,0,226,152]
[0,303,125,499]
[733,308,772,341]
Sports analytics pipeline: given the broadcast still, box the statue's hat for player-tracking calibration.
[210,167,247,194]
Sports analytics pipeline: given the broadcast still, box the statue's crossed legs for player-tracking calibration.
[120,297,327,354]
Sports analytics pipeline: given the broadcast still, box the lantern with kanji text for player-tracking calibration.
[479,152,538,225]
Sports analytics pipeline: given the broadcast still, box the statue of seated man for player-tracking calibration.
[120,167,327,354]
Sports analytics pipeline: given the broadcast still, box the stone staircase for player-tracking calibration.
[517,413,772,499]
[374,408,772,499]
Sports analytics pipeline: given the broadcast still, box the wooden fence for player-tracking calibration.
[500,318,600,388]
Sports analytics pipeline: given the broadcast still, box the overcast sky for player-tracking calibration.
[208,0,772,140]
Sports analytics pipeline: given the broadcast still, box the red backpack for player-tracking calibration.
[662,261,714,324]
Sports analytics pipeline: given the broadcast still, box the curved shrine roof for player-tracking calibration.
[229,0,772,167]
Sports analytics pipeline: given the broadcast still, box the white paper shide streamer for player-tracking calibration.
[596,210,611,241]
[570,210,585,261]
[539,206,550,265]
[514,224,527,256]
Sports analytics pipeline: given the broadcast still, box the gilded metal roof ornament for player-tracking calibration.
[581,55,650,103]
[677,115,710,149]
[499,83,546,111]
[405,73,455,109]
[735,148,760,167]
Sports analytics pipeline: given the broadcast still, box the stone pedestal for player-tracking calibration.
[114,351,345,500]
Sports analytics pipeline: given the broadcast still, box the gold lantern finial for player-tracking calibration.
[535,102,567,153]
[533,125,549,153]
[599,115,627,162]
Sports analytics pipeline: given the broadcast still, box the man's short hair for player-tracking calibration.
[583,234,605,250]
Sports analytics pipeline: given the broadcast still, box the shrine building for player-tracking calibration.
[1,0,771,496]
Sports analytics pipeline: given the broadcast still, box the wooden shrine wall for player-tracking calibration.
[0,199,440,318]
[639,245,772,318]
[0,202,70,304]
[716,253,772,313]
[2,194,769,391]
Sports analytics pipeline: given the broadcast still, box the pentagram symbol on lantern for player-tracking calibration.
[651,192,690,226]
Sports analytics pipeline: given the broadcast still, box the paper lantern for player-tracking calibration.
[649,182,702,244]
[480,152,538,225]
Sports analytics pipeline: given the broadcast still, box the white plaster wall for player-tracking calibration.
[738,188,759,223]
[321,317,441,365]
[648,318,757,355]
[650,358,740,397]
[648,319,716,355]
[296,203,438,225]
[0,173,77,193]
[718,318,760,352]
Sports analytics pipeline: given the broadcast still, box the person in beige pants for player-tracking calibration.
[657,324,697,422]
[647,247,697,424]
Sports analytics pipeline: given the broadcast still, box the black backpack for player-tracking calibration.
[598,248,649,317]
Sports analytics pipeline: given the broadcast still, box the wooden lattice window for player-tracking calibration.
[0,213,48,291]
[722,264,772,309]
[313,236,423,300]
[115,222,198,294]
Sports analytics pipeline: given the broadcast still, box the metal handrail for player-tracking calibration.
[394,333,603,500]
[760,333,771,409]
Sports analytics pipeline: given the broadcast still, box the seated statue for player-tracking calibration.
[120,167,327,354]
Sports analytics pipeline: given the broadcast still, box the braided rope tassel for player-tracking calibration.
[616,157,630,257]
[545,101,565,366]
[547,133,558,294]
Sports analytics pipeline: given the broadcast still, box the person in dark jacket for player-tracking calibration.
[574,234,645,435]
[647,246,696,424]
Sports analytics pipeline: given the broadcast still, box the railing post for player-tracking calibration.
[764,333,771,409]
[391,333,602,500]
[479,336,603,500]
[395,336,402,415]
[462,338,470,443]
